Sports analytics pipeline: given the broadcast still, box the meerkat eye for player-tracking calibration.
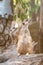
[13,27,15,29]
[22,22,25,25]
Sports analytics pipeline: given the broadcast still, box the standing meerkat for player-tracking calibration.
[17,23,33,55]
[10,21,22,44]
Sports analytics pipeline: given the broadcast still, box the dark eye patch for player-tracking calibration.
[22,22,25,25]
[13,27,15,29]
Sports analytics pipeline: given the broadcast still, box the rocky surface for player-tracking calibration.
[0,45,43,65]
[0,17,12,52]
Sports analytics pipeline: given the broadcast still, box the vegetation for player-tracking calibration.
[13,0,40,21]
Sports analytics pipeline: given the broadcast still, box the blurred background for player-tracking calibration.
[13,0,40,22]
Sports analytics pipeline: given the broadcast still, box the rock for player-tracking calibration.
[5,54,43,65]
[0,35,5,46]
[0,17,12,53]
[0,18,7,34]
[2,18,7,27]
[5,35,12,48]
[0,45,18,63]
[0,23,4,34]
[0,54,43,65]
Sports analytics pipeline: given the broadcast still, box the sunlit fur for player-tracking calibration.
[17,23,33,55]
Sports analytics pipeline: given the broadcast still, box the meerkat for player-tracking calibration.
[17,23,33,55]
[10,21,22,44]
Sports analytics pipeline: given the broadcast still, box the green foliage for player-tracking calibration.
[13,0,40,21]
[35,0,40,13]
